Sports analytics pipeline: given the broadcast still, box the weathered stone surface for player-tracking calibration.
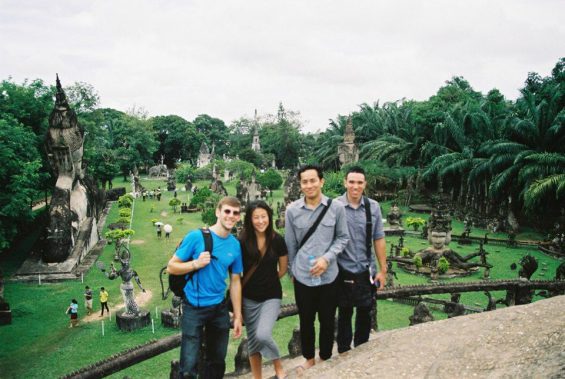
[116,311,150,332]
[298,295,565,379]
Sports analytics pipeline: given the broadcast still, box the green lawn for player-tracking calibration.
[0,178,561,378]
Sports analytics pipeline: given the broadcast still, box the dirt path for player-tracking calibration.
[82,289,153,322]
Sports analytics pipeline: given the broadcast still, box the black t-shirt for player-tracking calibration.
[241,233,288,302]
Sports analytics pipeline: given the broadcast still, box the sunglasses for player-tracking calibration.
[223,209,241,216]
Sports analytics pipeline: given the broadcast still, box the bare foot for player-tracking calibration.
[296,358,315,375]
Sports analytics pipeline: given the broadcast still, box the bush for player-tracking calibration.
[438,256,450,274]
[257,169,283,190]
[413,255,423,269]
[119,208,132,218]
[194,166,213,180]
[116,216,131,225]
[118,194,134,208]
[151,218,158,225]
[169,198,181,213]
[190,187,214,209]
[177,217,184,224]
[175,163,195,184]
[401,247,411,257]
[226,160,257,181]
[201,206,217,226]
[105,228,135,244]
[406,217,426,231]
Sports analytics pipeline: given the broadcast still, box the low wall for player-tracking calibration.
[300,295,565,378]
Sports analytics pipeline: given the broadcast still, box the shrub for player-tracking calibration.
[190,187,214,209]
[175,163,195,184]
[116,216,131,225]
[169,198,181,213]
[151,218,158,225]
[105,228,135,245]
[225,160,257,181]
[257,169,283,190]
[177,217,184,225]
[413,255,423,270]
[438,257,450,274]
[118,194,134,208]
[119,208,132,217]
[406,217,426,231]
[201,206,217,226]
[401,247,411,257]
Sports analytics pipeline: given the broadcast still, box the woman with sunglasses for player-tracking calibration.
[240,200,288,379]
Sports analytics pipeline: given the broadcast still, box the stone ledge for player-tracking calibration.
[297,295,565,378]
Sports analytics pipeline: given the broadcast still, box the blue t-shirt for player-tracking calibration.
[70,303,78,314]
[175,229,243,307]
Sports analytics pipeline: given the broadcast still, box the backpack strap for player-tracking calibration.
[364,196,373,263]
[299,198,333,249]
[200,227,214,256]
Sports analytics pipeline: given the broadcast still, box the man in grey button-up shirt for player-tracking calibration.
[335,166,387,354]
[285,164,349,372]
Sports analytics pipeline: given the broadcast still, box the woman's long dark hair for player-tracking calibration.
[239,200,275,266]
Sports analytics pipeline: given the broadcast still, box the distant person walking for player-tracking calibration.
[84,286,93,315]
[99,287,110,317]
[66,299,79,328]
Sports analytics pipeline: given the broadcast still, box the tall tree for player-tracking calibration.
[151,115,200,166]
[0,118,43,250]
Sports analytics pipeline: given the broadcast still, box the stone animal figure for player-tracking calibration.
[148,164,168,177]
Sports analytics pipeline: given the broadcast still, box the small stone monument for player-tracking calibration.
[409,303,434,325]
[167,171,176,192]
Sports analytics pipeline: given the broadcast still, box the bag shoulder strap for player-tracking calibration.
[364,196,373,262]
[299,198,333,249]
[242,257,261,288]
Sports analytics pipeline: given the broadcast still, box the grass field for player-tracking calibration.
[0,176,561,378]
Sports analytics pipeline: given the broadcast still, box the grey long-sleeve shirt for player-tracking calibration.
[285,195,350,286]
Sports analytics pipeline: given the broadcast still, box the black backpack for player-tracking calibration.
[169,228,213,298]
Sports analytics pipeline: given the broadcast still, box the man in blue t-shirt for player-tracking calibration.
[167,196,243,378]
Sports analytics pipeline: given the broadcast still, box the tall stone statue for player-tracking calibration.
[337,117,359,167]
[197,142,212,168]
[43,75,102,263]
[105,252,146,316]
[99,249,150,331]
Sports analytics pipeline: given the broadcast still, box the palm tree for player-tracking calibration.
[482,86,565,218]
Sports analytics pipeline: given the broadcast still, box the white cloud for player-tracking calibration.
[1,0,563,132]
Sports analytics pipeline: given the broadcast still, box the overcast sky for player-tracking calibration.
[1,0,563,132]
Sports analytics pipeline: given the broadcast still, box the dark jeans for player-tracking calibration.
[180,300,230,379]
[293,278,337,360]
[100,302,109,315]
